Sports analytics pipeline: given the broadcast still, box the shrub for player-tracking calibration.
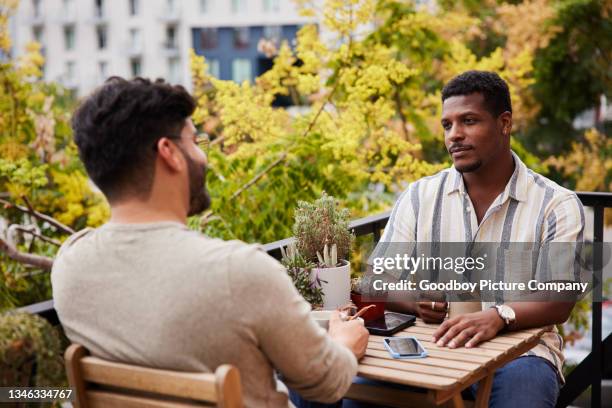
[294,192,354,266]
[0,312,65,388]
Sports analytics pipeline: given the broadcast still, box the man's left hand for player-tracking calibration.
[432,308,506,349]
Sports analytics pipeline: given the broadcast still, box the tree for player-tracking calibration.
[0,2,109,309]
[438,0,611,156]
[529,0,611,154]
[191,0,544,243]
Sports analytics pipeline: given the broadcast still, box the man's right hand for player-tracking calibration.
[416,300,448,323]
[328,310,369,359]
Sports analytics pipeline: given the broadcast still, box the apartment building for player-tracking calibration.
[11,0,314,96]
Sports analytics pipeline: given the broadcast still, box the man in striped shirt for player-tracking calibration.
[373,71,584,407]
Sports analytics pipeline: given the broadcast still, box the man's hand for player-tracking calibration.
[432,308,505,349]
[328,311,369,359]
[416,301,448,323]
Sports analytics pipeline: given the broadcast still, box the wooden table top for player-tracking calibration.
[357,319,546,392]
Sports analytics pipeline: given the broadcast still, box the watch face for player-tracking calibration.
[500,305,515,321]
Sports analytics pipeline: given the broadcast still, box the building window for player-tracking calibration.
[233,27,249,49]
[129,28,141,52]
[64,25,75,50]
[94,0,104,18]
[166,0,177,14]
[263,25,281,42]
[263,0,280,12]
[66,61,75,81]
[130,58,142,77]
[129,0,139,16]
[32,26,43,44]
[96,26,107,49]
[32,0,41,17]
[200,28,218,49]
[98,61,107,80]
[231,0,246,14]
[232,58,251,83]
[168,57,180,83]
[63,0,74,15]
[207,58,219,78]
[166,25,177,49]
[199,0,210,13]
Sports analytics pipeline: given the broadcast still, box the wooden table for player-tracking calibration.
[345,319,546,408]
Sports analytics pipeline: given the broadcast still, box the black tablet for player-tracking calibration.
[365,312,416,336]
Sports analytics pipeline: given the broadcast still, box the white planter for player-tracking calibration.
[311,260,351,310]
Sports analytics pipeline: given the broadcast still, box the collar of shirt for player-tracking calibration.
[445,150,529,205]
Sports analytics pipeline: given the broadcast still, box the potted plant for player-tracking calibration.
[0,312,65,391]
[280,242,324,308]
[293,193,354,310]
[350,276,386,321]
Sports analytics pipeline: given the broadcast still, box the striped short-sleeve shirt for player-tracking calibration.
[374,151,585,381]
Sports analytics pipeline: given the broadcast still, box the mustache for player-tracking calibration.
[448,143,473,154]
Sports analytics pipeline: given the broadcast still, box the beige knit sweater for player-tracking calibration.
[51,222,357,407]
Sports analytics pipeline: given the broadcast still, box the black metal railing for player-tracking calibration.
[555,192,611,408]
[17,192,611,407]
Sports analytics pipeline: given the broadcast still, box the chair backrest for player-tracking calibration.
[65,344,243,408]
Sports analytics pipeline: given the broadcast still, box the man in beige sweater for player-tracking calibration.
[51,77,368,407]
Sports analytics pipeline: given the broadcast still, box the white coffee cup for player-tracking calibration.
[310,310,364,330]
[311,310,333,330]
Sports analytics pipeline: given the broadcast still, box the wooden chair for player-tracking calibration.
[65,344,243,408]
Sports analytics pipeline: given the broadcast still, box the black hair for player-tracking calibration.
[441,70,512,117]
[72,77,196,201]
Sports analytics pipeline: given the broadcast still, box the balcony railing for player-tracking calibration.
[17,191,612,408]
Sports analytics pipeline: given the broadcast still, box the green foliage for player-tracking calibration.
[280,242,324,307]
[533,0,611,124]
[525,0,612,154]
[0,312,65,388]
[510,137,548,175]
[294,193,354,266]
[0,159,48,189]
[0,3,109,310]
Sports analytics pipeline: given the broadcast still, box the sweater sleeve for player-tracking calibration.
[227,244,357,403]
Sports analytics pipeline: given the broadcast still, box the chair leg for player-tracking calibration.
[64,344,89,408]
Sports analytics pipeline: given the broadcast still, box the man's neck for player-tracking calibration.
[462,151,515,196]
[461,151,515,224]
[109,200,187,225]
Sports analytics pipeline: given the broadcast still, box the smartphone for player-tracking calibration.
[383,336,428,359]
[365,312,416,336]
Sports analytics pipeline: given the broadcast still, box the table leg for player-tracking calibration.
[474,372,495,408]
[451,393,465,408]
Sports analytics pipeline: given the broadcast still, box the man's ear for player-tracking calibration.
[498,111,512,137]
[155,138,184,173]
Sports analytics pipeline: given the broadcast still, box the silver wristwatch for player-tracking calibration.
[493,305,516,326]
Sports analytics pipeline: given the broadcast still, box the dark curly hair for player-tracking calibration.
[72,77,196,202]
[441,70,512,117]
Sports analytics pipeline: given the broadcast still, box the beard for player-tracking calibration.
[454,159,483,173]
[177,146,211,216]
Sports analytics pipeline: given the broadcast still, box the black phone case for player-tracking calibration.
[365,312,416,336]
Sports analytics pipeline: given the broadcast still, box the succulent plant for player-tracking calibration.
[316,243,338,268]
